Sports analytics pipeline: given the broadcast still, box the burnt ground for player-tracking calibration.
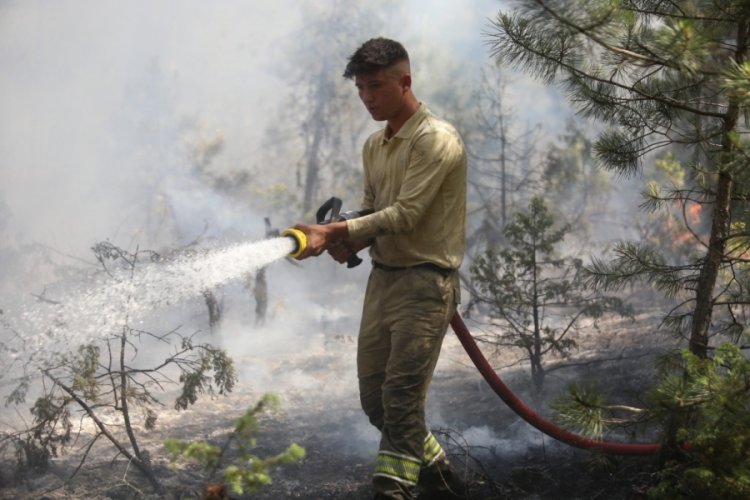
[0,309,671,500]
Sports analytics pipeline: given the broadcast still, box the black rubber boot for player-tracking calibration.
[417,458,467,499]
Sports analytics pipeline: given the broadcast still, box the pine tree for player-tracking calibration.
[487,0,750,358]
[471,197,630,394]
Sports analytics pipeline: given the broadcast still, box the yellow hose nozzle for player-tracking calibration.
[281,228,308,259]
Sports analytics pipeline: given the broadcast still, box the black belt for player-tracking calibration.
[372,261,453,277]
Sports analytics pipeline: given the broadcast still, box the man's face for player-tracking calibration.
[354,68,406,122]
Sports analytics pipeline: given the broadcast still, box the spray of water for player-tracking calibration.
[2,236,295,376]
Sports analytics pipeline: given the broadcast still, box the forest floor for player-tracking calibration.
[0,305,674,500]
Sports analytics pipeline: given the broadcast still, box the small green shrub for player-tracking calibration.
[165,393,306,496]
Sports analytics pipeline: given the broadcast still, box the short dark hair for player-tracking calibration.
[343,37,409,79]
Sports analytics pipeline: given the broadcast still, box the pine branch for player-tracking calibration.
[536,0,673,68]
[488,9,729,120]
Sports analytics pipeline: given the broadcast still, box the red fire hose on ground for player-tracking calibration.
[450,312,662,456]
[282,211,663,456]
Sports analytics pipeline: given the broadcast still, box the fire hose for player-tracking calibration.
[282,197,664,456]
[449,312,661,456]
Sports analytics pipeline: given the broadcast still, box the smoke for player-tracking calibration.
[0,0,519,278]
[462,424,539,457]
[0,0,592,471]
[0,1,294,255]
[0,0,504,332]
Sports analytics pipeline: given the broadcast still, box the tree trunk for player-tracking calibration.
[301,65,331,215]
[254,267,268,326]
[203,289,222,333]
[302,126,323,215]
[689,172,731,358]
[689,20,746,358]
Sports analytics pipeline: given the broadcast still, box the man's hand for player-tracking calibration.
[327,241,352,264]
[292,221,349,259]
[327,238,374,265]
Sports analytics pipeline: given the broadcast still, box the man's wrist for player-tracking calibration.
[326,220,350,241]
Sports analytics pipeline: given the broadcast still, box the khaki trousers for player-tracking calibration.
[358,265,459,498]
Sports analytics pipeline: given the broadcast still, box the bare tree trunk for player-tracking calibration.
[203,289,221,333]
[254,268,268,326]
[120,329,142,460]
[301,65,332,215]
[302,126,323,215]
[499,114,508,226]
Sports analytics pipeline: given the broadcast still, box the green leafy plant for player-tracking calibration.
[165,393,306,497]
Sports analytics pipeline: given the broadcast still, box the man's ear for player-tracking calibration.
[400,73,412,92]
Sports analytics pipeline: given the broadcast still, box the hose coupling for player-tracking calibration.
[281,228,307,259]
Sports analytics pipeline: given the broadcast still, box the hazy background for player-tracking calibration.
[0,0,585,459]
[0,0,571,264]
[0,0,577,346]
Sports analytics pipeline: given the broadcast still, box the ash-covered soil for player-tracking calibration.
[0,308,669,499]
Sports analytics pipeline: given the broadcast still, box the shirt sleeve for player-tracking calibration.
[347,126,464,240]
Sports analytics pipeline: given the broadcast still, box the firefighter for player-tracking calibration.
[294,37,467,500]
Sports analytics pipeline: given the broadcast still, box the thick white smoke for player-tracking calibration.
[0,0,581,470]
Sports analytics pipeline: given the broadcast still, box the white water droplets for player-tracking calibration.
[3,236,296,374]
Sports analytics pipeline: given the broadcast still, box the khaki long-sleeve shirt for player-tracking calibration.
[346,104,467,270]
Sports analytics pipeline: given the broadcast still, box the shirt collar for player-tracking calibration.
[381,103,428,144]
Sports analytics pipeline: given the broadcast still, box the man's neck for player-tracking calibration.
[386,98,420,138]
